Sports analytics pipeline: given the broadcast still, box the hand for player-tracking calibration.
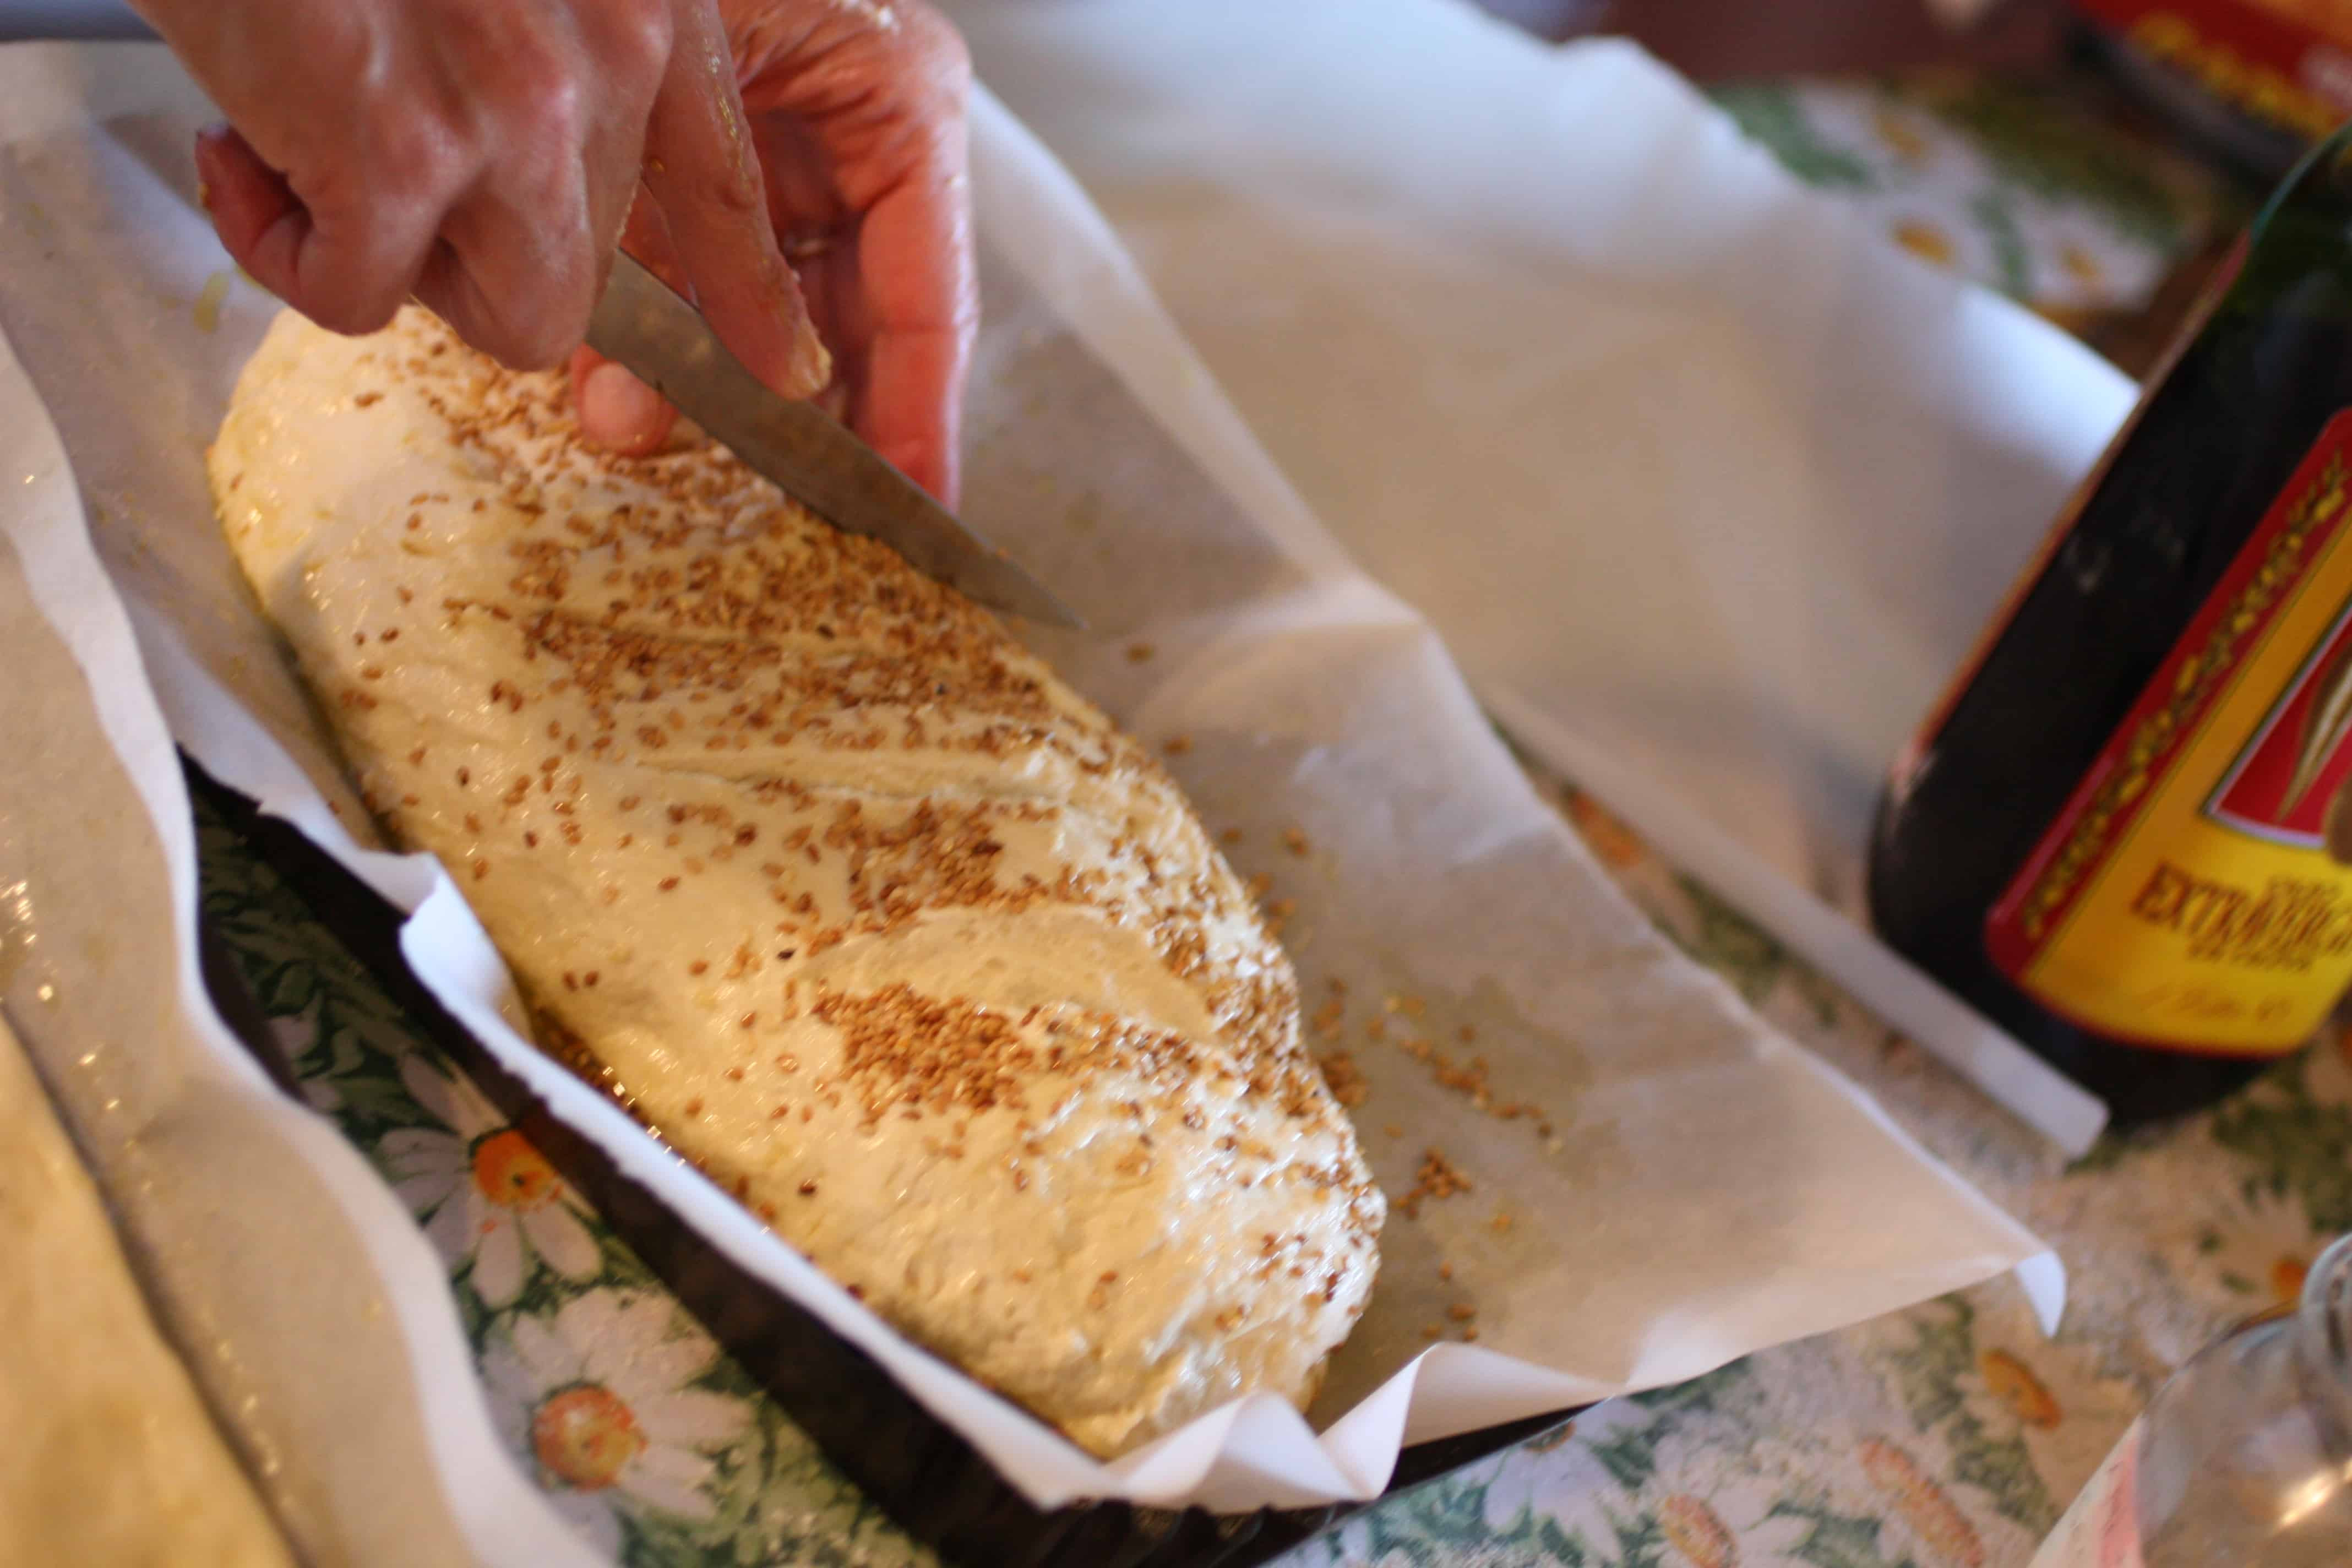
[569,2,975,504]
[142,0,874,465]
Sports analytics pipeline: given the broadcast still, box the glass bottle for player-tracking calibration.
[1869,119,2352,1126]
[2032,1232,2352,1564]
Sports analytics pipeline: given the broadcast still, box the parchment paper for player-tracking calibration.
[0,41,2059,1523]
[0,138,602,1568]
[947,0,2130,1154]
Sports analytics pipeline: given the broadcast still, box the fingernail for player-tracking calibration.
[785,314,832,400]
[580,361,669,450]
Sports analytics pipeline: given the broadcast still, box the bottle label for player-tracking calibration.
[1987,410,2352,1055]
[2071,1,2348,144]
[2028,1417,2146,1568]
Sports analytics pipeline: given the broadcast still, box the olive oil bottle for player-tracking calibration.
[1869,121,2352,1126]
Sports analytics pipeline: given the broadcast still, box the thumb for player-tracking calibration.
[570,191,685,455]
[569,345,678,455]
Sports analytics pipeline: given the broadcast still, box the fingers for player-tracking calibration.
[853,161,974,505]
[570,190,684,454]
[412,3,667,368]
[194,122,441,337]
[641,0,830,403]
[726,0,974,503]
[835,14,975,505]
[186,0,677,373]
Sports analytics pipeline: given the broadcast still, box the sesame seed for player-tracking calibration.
[314,309,1384,1325]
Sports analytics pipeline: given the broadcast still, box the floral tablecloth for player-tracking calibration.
[187,74,2345,1568]
[194,748,2352,1568]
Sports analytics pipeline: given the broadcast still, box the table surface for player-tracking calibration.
[186,15,2350,1568]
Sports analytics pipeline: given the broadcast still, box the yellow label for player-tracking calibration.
[1988,415,2352,1055]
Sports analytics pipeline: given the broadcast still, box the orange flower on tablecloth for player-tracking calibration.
[1870,106,1933,165]
[1658,1493,1737,1568]
[1524,1418,1577,1453]
[1891,219,1957,268]
[2273,1253,2311,1304]
[534,1383,649,1490]
[1563,788,1645,868]
[1977,1348,2062,1429]
[2059,242,2105,287]
[1859,1438,1986,1568]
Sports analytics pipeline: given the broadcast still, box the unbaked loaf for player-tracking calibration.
[209,306,1384,1458]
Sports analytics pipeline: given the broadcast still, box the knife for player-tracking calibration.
[0,2,1078,625]
[587,255,1078,627]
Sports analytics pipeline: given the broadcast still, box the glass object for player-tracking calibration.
[1870,118,2352,1125]
[2032,1232,2352,1564]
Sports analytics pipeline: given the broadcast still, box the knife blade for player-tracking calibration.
[587,255,1078,627]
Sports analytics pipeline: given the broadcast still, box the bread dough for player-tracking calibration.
[0,1017,295,1568]
[210,307,1383,1457]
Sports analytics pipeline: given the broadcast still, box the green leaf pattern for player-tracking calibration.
[196,733,2352,1567]
[1707,77,2230,315]
[196,799,938,1568]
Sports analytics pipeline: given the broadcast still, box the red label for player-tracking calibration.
[2073,0,2352,136]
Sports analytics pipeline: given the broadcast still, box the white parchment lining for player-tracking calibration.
[0,42,2058,1527]
[945,0,2137,1155]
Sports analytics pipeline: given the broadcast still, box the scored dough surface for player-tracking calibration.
[209,306,1384,1457]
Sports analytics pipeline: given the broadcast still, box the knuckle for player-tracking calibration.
[696,168,764,220]
[361,99,468,206]
[602,0,674,92]
[503,47,589,149]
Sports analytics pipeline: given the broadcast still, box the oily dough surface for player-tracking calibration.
[0,1018,295,1568]
[209,306,1384,1458]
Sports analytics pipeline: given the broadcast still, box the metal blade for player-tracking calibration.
[587,255,1078,627]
